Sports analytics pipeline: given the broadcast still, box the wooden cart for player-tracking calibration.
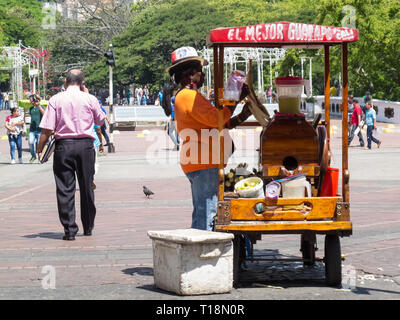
[208,22,359,286]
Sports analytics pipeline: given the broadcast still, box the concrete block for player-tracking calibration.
[147,228,234,295]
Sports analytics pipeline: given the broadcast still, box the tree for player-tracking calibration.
[0,1,44,88]
[84,0,324,93]
[0,1,44,47]
[316,0,400,100]
[45,0,153,90]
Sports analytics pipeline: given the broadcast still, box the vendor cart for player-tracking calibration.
[208,21,359,286]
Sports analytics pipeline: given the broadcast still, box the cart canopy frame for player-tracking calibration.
[208,21,359,204]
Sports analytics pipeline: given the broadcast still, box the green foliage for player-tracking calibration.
[2,0,398,102]
[0,0,44,47]
[86,0,322,91]
[316,0,400,100]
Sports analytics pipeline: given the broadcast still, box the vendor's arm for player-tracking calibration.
[226,102,252,129]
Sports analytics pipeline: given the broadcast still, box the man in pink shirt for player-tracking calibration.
[37,70,105,241]
[348,99,365,147]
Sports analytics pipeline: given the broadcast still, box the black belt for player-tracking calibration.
[57,138,93,142]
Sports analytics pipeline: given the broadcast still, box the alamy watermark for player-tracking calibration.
[144,128,257,166]
[41,265,56,290]
[342,5,356,29]
[342,264,357,290]
[41,2,57,30]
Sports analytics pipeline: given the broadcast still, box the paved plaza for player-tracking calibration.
[0,109,399,301]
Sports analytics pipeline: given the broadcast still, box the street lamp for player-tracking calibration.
[301,56,313,96]
[104,44,116,153]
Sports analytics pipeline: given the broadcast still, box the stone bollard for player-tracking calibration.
[147,228,234,295]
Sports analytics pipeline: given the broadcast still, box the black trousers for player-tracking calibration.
[53,138,96,236]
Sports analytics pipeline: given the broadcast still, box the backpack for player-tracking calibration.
[161,81,178,117]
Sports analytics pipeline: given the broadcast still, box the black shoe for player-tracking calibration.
[62,234,75,241]
[84,230,92,236]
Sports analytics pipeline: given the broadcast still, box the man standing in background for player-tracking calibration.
[37,70,105,241]
[28,94,45,163]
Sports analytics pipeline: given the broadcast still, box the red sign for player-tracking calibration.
[210,21,359,44]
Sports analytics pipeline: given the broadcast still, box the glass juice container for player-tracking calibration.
[275,76,310,114]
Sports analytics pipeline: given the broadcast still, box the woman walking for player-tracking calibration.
[5,107,24,164]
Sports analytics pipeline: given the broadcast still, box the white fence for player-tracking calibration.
[111,104,280,127]
[302,96,400,124]
[111,97,400,128]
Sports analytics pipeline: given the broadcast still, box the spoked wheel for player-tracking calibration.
[324,234,342,286]
[300,233,316,267]
[232,234,246,288]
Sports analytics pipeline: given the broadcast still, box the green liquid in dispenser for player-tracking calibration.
[278,97,301,113]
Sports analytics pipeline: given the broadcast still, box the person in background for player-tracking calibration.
[347,95,354,136]
[157,89,163,106]
[143,85,149,105]
[4,91,10,110]
[37,69,105,241]
[330,85,337,97]
[165,46,252,231]
[365,100,381,150]
[167,96,180,151]
[116,92,120,105]
[98,100,111,147]
[348,99,365,147]
[362,91,372,119]
[208,87,215,106]
[0,90,3,110]
[271,88,277,103]
[266,85,272,103]
[5,107,24,164]
[92,124,104,189]
[136,86,143,105]
[28,94,45,163]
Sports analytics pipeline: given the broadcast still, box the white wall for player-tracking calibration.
[301,96,400,124]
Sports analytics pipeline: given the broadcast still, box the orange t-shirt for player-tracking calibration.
[175,88,232,174]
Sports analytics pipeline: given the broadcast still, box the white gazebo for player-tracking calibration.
[0,41,46,101]
[198,47,286,98]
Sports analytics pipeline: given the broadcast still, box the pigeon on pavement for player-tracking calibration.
[143,186,154,198]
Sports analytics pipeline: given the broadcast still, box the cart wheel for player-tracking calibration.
[324,234,342,286]
[301,234,316,267]
[233,235,245,288]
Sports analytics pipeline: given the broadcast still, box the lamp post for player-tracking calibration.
[104,44,116,153]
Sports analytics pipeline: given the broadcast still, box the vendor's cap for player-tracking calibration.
[165,46,208,75]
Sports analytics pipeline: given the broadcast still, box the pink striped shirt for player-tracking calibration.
[39,86,105,140]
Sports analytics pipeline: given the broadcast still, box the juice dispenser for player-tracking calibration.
[275,76,310,114]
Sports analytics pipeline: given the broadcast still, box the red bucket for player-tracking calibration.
[320,167,339,197]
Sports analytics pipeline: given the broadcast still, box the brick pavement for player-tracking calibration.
[0,109,399,299]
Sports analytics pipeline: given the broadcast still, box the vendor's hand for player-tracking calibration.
[239,84,250,101]
[241,103,251,115]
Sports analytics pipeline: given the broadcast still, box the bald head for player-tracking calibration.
[65,69,85,87]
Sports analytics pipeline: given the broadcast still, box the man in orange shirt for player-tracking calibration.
[165,46,251,231]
